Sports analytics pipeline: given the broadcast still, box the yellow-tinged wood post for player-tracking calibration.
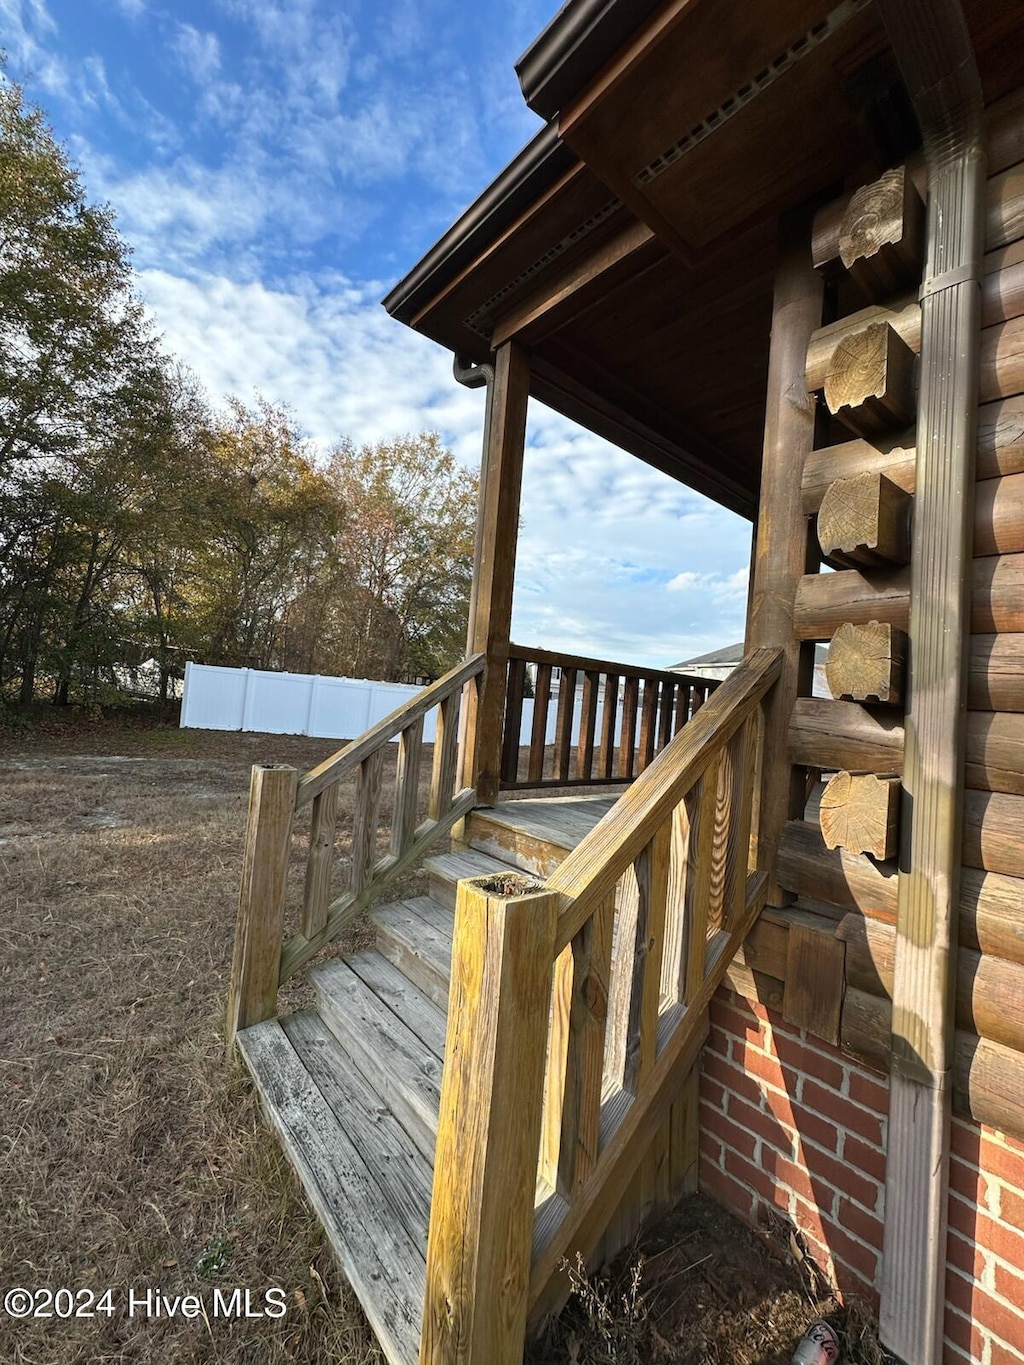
[420,871,560,1365]
[226,764,299,1051]
[747,211,825,904]
[459,341,530,805]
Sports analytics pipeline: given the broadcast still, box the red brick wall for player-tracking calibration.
[699,988,1024,1363]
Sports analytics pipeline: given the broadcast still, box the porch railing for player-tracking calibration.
[499,644,720,791]
[423,647,782,1354]
[226,652,484,1046]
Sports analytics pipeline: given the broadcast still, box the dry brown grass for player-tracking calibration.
[0,714,428,1364]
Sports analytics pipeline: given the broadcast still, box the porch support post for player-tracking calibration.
[873,2,986,1360]
[746,213,824,905]
[460,340,530,805]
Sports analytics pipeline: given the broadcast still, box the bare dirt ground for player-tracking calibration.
[0,709,886,1364]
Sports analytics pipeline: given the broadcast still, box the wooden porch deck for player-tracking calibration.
[236,797,611,1365]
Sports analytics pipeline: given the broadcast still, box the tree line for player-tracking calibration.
[0,73,476,707]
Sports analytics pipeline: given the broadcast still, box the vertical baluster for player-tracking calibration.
[529,662,552,784]
[619,676,639,780]
[554,666,577,782]
[692,683,707,712]
[679,756,720,1005]
[429,690,460,821]
[674,683,692,736]
[350,749,385,892]
[637,677,659,772]
[657,679,675,751]
[722,716,758,930]
[558,893,615,1196]
[501,657,527,787]
[391,716,424,857]
[707,738,732,934]
[623,823,670,1094]
[576,669,599,781]
[600,674,619,779]
[660,797,690,1007]
[302,783,339,938]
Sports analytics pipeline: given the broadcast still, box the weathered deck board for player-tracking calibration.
[308,958,442,1162]
[236,1018,424,1365]
[371,899,453,1007]
[344,950,449,1060]
[282,1011,433,1252]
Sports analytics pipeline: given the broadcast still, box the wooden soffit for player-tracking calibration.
[558,0,888,258]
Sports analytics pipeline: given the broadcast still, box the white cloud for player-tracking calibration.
[112,0,146,17]
[133,262,752,669]
[173,24,221,86]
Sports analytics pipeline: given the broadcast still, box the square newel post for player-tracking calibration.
[226,763,299,1052]
[420,871,560,1365]
[459,340,530,805]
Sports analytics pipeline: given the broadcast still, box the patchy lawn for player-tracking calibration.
[0,709,886,1364]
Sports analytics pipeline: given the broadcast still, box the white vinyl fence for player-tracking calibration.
[180,661,604,746]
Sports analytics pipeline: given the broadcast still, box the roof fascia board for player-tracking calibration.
[382,122,575,324]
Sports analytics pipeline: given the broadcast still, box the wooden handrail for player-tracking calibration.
[508,643,715,690]
[548,646,783,952]
[425,648,783,1350]
[297,652,485,808]
[500,645,719,791]
[228,654,486,1041]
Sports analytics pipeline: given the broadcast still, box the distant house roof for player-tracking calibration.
[670,643,827,670]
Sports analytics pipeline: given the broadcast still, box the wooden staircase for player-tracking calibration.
[228,648,783,1365]
[235,802,608,1364]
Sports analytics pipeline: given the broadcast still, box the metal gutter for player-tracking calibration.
[872,2,986,1361]
[514,0,665,121]
[382,122,574,325]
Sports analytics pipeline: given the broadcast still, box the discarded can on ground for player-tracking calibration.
[791,1320,841,1365]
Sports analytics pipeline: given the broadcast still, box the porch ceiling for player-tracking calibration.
[384,0,1024,522]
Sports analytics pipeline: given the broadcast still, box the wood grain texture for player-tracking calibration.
[793,554,1024,638]
[816,472,912,567]
[302,783,338,939]
[227,764,299,1047]
[838,164,924,297]
[236,1019,425,1365]
[421,877,560,1365]
[820,771,900,860]
[298,653,483,808]
[461,342,530,804]
[838,989,1024,1139]
[969,634,1024,710]
[391,717,424,857]
[783,921,845,1046]
[777,818,1024,964]
[557,893,615,1197]
[825,621,907,704]
[428,690,461,822]
[547,649,781,951]
[623,825,670,1094]
[823,321,917,438]
[788,697,904,774]
[800,397,1024,517]
[746,216,823,905]
[350,749,385,895]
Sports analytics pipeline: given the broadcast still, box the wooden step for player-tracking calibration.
[464,795,616,877]
[370,897,453,1008]
[424,847,513,910]
[308,954,443,1162]
[236,1015,426,1365]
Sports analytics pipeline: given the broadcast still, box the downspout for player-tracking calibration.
[870,3,986,1362]
[454,354,496,653]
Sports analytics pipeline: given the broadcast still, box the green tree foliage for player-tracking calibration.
[0,73,479,706]
[321,434,477,682]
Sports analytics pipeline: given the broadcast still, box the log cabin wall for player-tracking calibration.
[699,93,1024,1361]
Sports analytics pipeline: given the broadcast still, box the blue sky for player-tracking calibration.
[0,0,752,669]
